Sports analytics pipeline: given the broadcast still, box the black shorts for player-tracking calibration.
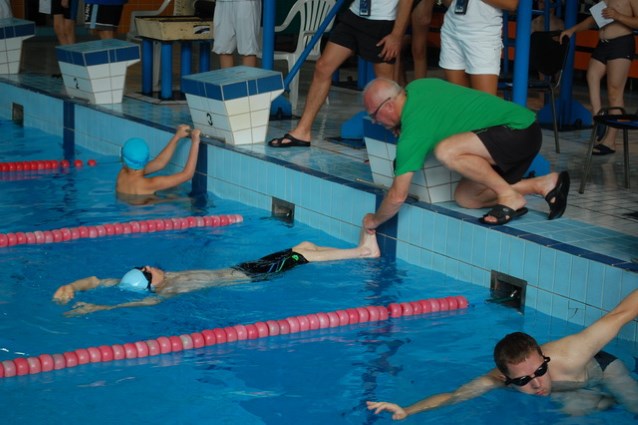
[475,121,542,184]
[329,9,395,64]
[84,4,124,30]
[51,0,74,19]
[232,248,309,280]
[591,34,636,64]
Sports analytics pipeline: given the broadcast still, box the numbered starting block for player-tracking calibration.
[55,39,140,104]
[364,119,461,203]
[182,66,284,145]
[0,18,35,74]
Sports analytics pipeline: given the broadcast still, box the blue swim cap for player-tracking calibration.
[119,268,151,292]
[121,138,150,170]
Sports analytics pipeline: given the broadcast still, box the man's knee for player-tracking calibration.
[434,142,454,166]
[314,54,342,80]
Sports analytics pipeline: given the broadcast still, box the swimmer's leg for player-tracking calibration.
[601,360,638,414]
[293,228,381,262]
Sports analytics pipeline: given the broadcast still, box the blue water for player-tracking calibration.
[0,121,636,424]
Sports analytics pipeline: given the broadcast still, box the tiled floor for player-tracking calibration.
[10,34,638,264]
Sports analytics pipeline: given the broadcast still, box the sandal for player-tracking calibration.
[479,205,528,225]
[268,133,311,148]
[592,144,616,156]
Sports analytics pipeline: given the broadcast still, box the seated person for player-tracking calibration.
[116,125,201,196]
[53,229,381,316]
[367,289,638,418]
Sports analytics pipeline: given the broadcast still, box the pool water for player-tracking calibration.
[0,121,636,424]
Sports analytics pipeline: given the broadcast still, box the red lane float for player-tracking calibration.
[0,214,244,248]
[0,159,94,173]
[0,296,469,379]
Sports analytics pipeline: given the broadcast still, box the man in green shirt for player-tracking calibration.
[362,78,569,228]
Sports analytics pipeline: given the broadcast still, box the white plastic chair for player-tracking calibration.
[270,0,336,110]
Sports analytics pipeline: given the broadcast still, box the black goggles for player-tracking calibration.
[505,356,551,386]
[135,266,154,292]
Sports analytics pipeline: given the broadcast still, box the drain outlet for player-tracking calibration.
[272,198,294,224]
[488,271,526,312]
[12,103,24,126]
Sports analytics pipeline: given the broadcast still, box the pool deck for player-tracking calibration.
[2,34,637,339]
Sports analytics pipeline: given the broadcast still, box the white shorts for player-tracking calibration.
[439,28,503,75]
[212,1,261,56]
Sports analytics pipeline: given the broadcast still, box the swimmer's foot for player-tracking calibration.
[358,229,381,258]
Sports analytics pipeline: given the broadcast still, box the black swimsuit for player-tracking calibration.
[594,351,617,372]
[233,248,309,280]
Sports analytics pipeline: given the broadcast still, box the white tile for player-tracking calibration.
[224,97,250,115]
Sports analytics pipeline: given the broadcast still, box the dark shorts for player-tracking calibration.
[475,121,542,184]
[591,34,636,64]
[84,4,124,30]
[232,248,309,280]
[329,9,395,64]
[51,0,75,19]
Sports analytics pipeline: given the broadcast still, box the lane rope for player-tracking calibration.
[0,296,469,378]
[0,214,244,248]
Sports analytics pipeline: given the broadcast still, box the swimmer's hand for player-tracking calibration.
[53,284,76,304]
[190,128,201,143]
[64,301,111,317]
[175,124,191,139]
[366,401,407,420]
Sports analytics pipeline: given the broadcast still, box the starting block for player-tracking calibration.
[56,39,140,104]
[182,66,284,145]
[0,18,35,74]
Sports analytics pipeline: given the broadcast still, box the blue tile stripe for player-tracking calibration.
[182,66,283,100]
[55,39,140,66]
[0,19,35,40]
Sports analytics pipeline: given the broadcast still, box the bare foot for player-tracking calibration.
[358,230,381,258]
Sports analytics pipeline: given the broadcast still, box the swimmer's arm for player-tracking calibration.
[52,277,119,304]
[551,289,638,366]
[481,0,518,12]
[144,124,191,174]
[367,372,503,419]
[141,129,201,193]
[64,297,164,317]
[561,16,595,41]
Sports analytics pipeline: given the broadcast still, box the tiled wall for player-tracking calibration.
[1,80,636,342]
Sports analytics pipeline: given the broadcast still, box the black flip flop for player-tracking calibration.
[268,133,311,148]
[592,144,616,156]
[545,171,570,220]
[479,205,529,225]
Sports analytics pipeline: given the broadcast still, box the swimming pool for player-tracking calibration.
[1,121,636,424]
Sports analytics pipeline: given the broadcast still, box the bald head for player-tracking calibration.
[363,78,403,110]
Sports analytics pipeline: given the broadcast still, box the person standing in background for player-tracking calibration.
[212,0,262,68]
[439,0,519,95]
[84,0,128,39]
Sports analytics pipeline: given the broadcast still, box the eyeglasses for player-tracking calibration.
[505,356,551,386]
[135,266,154,292]
[369,97,393,122]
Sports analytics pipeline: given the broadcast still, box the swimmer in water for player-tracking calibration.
[115,124,201,197]
[367,289,638,418]
[53,228,381,317]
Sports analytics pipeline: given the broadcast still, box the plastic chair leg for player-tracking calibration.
[579,123,599,194]
[549,89,560,153]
